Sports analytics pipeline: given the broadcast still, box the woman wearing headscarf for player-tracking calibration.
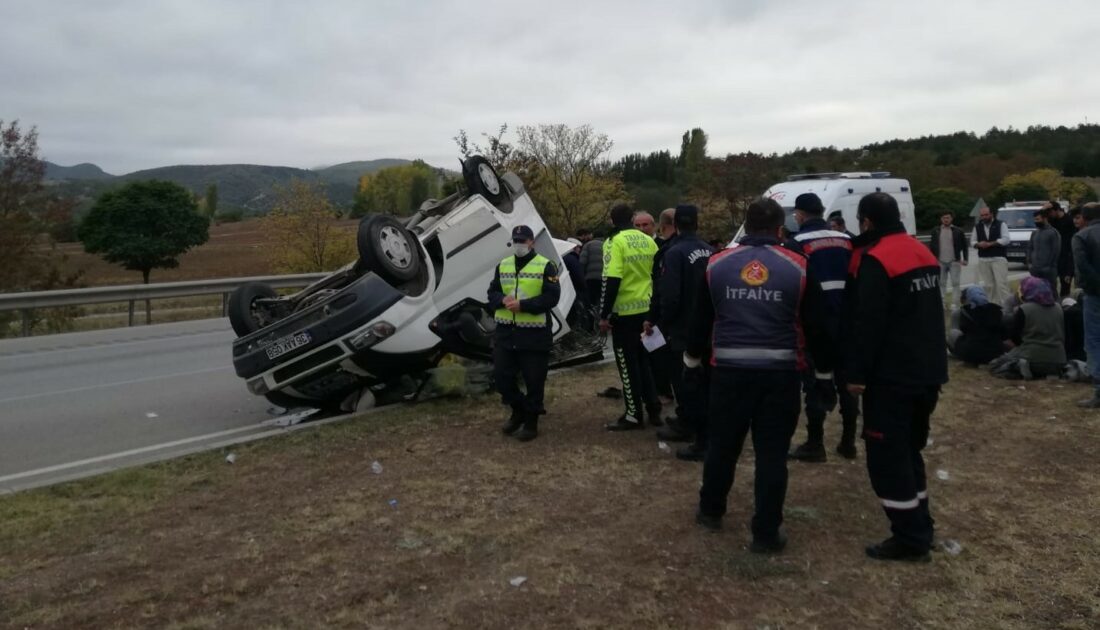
[992,277,1067,379]
[947,286,1005,365]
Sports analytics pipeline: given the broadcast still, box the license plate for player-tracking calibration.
[265,331,312,359]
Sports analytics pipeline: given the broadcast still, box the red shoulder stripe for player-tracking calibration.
[867,233,939,278]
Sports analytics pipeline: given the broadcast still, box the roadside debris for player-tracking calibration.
[225,452,237,464]
[597,387,623,399]
[144,412,158,418]
[658,442,671,453]
[939,539,963,556]
[509,576,528,587]
[936,469,950,481]
[371,461,384,475]
[266,405,288,416]
[388,499,399,508]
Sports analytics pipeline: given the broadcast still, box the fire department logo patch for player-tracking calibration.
[740,260,769,286]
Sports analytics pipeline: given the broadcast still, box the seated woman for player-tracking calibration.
[990,277,1067,379]
[947,286,1005,365]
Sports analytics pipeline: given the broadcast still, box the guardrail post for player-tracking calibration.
[222,292,229,317]
[128,300,135,327]
[20,309,32,337]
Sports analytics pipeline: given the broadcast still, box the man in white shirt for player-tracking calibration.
[973,206,1012,305]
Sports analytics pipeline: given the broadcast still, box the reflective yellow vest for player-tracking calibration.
[602,229,657,316]
[494,254,551,328]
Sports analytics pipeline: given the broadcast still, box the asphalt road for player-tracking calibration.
[0,319,296,492]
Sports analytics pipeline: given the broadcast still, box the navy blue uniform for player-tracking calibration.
[788,219,858,451]
[686,236,831,539]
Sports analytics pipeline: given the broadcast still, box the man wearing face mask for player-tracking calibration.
[487,225,561,442]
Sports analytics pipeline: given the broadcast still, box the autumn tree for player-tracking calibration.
[0,121,83,335]
[354,160,441,217]
[265,179,355,273]
[514,123,629,234]
[204,183,218,217]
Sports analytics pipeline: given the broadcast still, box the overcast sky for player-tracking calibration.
[2,0,1097,174]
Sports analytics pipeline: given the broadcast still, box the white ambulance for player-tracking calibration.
[735,172,917,241]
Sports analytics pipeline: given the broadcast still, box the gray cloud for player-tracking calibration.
[2,0,1096,174]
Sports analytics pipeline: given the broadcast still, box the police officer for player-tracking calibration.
[649,204,715,460]
[601,203,660,430]
[687,198,832,553]
[488,225,561,442]
[845,193,947,562]
[786,193,860,462]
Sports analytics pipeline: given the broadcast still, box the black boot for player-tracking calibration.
[1076,394,1100,409]
[836,415,858,459]
[865,537,931,562]
[605,414,645,431]
[675,441,707,462]
[514,411,538,442]
[656,418,694,442]
[646,403,664,427]
[749,528,788,554]
[501,406,524,436]
[788,441,827,463]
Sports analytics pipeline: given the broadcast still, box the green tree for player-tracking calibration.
[987,180,1050,213]
[79,180,210,284]
[913,187,974,230]
[354,160,441,217]
[264,180,355,273]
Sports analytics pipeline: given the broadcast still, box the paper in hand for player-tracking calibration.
[641,325,667,352]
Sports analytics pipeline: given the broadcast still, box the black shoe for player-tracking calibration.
[749,528,788,554]
[1076,395,1100,409]
[865,537,931,562]
[656,420,694,442]
[514,413,538,442]
[646,404,664,427]
[788,441,827,463]
[675,442,706,462]
[695,510,722,531]
[836,441,857,460]
[501,408,524,436]
[605,415,644,431]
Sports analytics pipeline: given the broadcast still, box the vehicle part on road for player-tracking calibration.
[228,282,280,337]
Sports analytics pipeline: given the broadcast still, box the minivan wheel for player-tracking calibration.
[228,282,278,337]
[356,214,422,284]
[462,155,506,205]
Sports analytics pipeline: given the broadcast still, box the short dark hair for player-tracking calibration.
[744,197,785,234]
[610,203,634,227]
[575,227,592,238]
[1049,200,1062,212]
[794,193,825,216]
[857,193,902,230]
[941,210,953,218]
[1083,203,1100,222]
[1069,207,1082,218]
[1034,208,1050,219]
[830,216,846,227]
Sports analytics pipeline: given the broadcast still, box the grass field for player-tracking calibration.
[1,362,1098,629]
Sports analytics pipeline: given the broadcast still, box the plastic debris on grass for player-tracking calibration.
[225,452,237,464]
[371,461,384,474]
[936,469,950,481]
[509,576,528,587]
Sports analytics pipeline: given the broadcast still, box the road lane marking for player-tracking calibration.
[0,365,234,404]
[0,328,229,360]
[0,422,269,484]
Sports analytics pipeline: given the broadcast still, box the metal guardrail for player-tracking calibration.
[0,273,327,336]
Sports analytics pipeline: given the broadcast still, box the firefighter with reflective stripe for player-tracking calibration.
[600,203,660,431]
[487,225,560,442]
[785,193,861,463]
[845,193,948,562]
[685,198,832,552]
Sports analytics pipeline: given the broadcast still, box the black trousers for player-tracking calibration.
[585,279,602,309]
[493,344,549,415]
[699,368,800,539]
[802,371,860,445]
[862,383,939,551]
[647,344,674,400]
[611,313,656,422]
[666,339,709,443]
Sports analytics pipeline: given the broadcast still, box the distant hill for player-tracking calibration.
[42,158,446,214]
[45,162,114,180]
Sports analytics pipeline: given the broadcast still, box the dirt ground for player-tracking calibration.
[55,219,359,287]
[2,363,1099,629]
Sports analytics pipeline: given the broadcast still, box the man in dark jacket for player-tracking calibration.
[1049,202,1077,297]
[1072,203,1100,407]
[487,225,561,441]
[846,193,947,562]
[647,205,715,460]
[786,193,859,463]
[928,212,969,310]
[1028,207,1061,295]
[686,197,833,553]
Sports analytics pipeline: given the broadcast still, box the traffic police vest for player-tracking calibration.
[707,241,808,371]
[494,254,551,328]
[603,229,658,316]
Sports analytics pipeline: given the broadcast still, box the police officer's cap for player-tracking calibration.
[794,193,825,216]
[511,225,535,242]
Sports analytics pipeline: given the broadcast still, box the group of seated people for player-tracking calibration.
[947,277,1086,379]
